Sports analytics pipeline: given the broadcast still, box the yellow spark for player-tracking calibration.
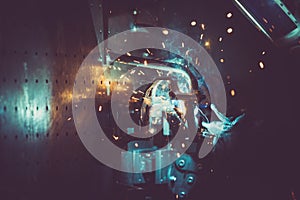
[230,89,236,96]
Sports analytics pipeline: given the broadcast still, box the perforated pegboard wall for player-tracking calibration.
[0,0,116,199]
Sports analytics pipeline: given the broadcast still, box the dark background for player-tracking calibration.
[0,0,299,199]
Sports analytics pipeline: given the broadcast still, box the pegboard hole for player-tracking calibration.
[46,79,48,83]
[35,79,39,83]
[46,106,49,111]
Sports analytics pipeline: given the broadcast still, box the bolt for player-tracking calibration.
[178,159,185,168]
[187,176,194,185]
[179,191,186,198]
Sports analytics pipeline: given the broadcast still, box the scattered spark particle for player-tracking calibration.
[113,135,119,140]
[259,61,264,69]
[190,20,197,26]
[227,12,233,18]
[181,143,186,148]
[201,23,205,30]
[162,29,169,35]
[133,10,137,15]
[204,41,210,47]
[220,49,224,52]
[98,105,102,112]
[67,117,72,121]
[262,51,266,55]
[219,37,223,42]
[200,33,204,40]
[220,58,225,63]
[227,27,233,34]
[230,89,236,96]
